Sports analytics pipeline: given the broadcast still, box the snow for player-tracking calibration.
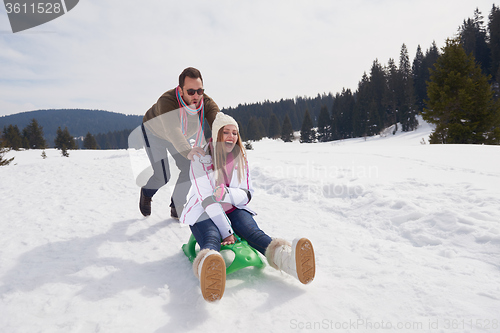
[1,117,500,332]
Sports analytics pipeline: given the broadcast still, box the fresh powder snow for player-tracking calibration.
[1,117,499,332]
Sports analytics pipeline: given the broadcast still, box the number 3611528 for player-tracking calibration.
[5,3,62,14]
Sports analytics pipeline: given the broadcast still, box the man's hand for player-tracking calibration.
[221,234,236,246]
[187,147,205,161]
[213,185,225,202]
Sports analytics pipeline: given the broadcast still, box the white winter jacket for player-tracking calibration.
[179,147,256,239]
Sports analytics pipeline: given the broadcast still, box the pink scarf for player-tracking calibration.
[175,86,205,147]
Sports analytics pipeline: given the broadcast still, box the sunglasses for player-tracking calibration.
[186,88,205,96]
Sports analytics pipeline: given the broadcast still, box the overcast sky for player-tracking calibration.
[0,0,497,117]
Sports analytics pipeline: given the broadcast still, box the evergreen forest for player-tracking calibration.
[0,109,141,149]
[1,5,500,155]
[227,6,500,144]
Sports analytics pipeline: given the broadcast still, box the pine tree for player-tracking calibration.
[0,138,14,166]
[331,93,341,140]
[2,125,25,150]
[268,114,281,139]
[353,75,370,138]
[237,121,247,141]
[83,132,98,149]
[23,119,47,149]
[256,118,267,139]
[424,42,441,70]
[55,126,77,156]
[351,60,387,137]
[459,8,491,76]
[412,45,426,112]
[367,60,387,135]
[244,141,253,150]
[300,109,316,143]
[281,114,294,142]
[489,5,500,87]
[423,38,500,144]
[245,117,263,141]
[385,57,400,126]
[332,88,355,139]
[317,105,331,142]
[399,44,418,131]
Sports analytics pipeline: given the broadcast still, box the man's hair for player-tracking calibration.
[179,67,203,88]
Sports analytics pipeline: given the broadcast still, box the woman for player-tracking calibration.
[180,113,316,302]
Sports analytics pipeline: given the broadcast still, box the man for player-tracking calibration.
[140,67,219,218]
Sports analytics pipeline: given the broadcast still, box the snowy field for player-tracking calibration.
[1,119,499,333]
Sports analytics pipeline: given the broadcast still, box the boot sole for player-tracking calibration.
[294,238,315,284]
[199,254,226,302]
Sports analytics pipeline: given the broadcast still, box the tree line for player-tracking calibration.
[1,118,132,160]
[2,4,499,164]
[223,41,437,142]
[227,5,500,145]
[0,109,142,146]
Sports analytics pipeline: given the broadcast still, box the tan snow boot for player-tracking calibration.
[193,249,226,302]
[265,238,315,284]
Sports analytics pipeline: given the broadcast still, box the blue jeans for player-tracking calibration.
[190,209,273,255]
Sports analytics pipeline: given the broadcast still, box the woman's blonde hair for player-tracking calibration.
[210,126,248,186]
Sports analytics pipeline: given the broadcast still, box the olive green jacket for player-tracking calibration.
[143,88,219,159]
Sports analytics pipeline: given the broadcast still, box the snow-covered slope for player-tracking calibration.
[1,119,499,333]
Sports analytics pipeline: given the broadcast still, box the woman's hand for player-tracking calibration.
[221,234,236,246]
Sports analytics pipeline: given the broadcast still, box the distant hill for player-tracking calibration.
[0,109,143,147]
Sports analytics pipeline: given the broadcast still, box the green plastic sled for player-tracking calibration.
[182,234,265,275]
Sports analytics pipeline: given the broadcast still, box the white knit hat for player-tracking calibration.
[210,113,241,182]
[211,112,239,144]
